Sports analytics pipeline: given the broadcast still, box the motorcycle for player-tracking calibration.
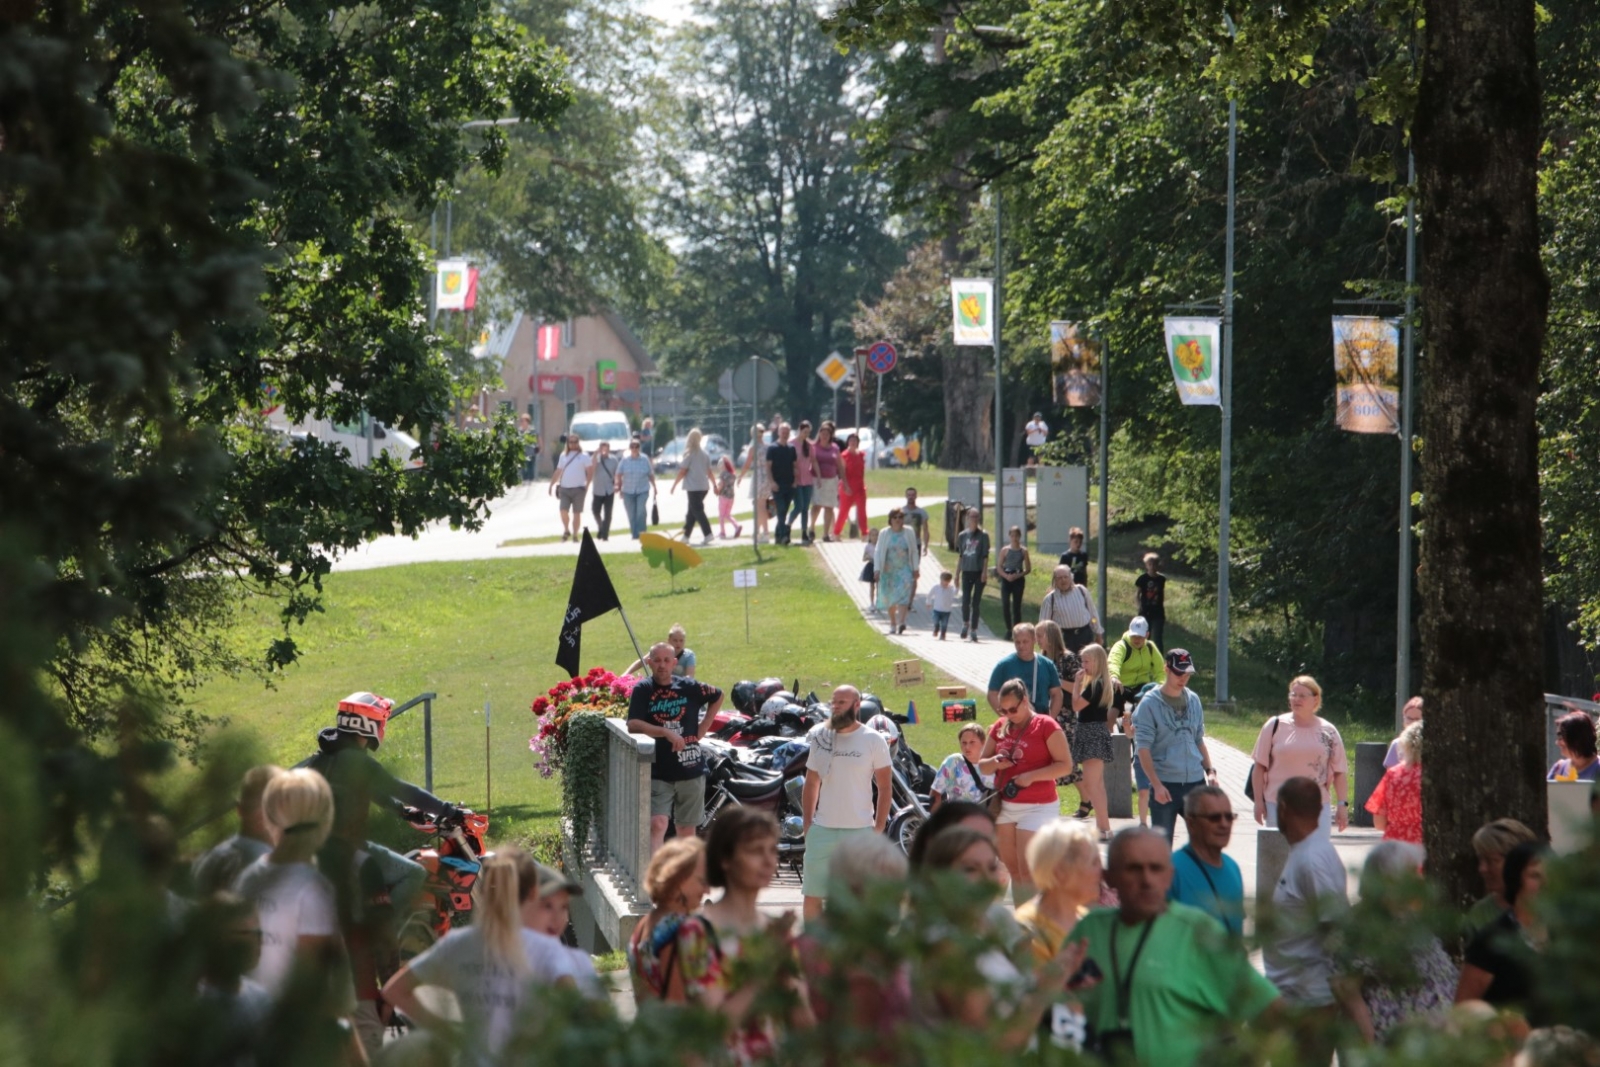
[395,805,490,956]
[697,738,810,876]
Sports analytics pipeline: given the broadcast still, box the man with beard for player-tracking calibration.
[800,685,893,920]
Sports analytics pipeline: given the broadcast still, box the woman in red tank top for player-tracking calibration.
[978,678,1074,898]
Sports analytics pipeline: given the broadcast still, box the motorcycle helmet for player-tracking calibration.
[760,693,794,718]
[731,680,759,714]
[753,677,786,705]
[866,713,901,745]
[336,691,394,748]
[858,693,884,721]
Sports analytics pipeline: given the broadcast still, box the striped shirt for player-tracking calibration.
[1039,585,1099,630]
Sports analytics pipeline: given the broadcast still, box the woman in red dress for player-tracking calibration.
[1365,720,1423,844]
[832,433,869,540]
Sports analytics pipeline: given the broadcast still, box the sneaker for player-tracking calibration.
[735,524,744,537]
[755,534,769,544]
[562,532,571,542]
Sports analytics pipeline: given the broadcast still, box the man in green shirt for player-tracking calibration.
[1076,827,1281,1067]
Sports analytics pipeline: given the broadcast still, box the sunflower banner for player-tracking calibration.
[436,258,471,311]
[1331,316,1401,434]
[950,278,995,347]
[1163,317,1222,406]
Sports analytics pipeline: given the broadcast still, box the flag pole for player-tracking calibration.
[615,602,647,669]
[483,689,492,823]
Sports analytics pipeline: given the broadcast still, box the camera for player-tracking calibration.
[1002,780,1021,800]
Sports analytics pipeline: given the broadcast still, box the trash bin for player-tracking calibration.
[944,500,969,551]
[1352,741,1388,828]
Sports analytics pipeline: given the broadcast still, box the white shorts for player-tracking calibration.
[814,477,839,508]
[996,800,1059,832]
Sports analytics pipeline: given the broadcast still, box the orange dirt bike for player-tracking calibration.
[395,804,491,955]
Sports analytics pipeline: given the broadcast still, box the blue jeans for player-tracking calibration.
[622,492,649,537]
[1150,779,1204,842]
[773,484,796,543]
[788,484,815,539]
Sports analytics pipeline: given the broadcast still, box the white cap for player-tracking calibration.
[1129,616,1150,637]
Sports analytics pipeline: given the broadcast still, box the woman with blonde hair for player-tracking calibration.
[233,768,339,997]
[1250,674,1350,832]
[738,422,771,543]
[671,426,716,544]
[1015,821,1102,965]
[1366,720,1424,844]
[1070,644,1119,841]
[628,837,710,1002]
[382,847,589,1066]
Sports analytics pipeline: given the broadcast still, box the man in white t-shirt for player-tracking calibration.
[1024,412,1049,464]
[549,434,593,542]
[800,684,892,920]
[1265,776,1363,1064]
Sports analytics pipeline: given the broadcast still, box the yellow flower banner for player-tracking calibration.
[950,278,995,347]
[1163,316,1222,406]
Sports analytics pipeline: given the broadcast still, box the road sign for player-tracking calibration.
[553,378,580,403]
[816,351,852,391]
[717,368,737,403]
[732,358,780,404]
[867,340,899,375]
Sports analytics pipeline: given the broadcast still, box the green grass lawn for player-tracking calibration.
[181,543,1065,855]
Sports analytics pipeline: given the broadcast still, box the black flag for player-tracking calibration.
[555,530,623,678]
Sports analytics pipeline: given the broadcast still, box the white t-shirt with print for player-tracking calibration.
[1264,833,1350,1007]
[806,722,892,830]
[409,926,590,1066]
[233,858,339,996]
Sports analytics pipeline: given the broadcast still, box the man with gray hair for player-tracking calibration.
[1168,784,1245,936]
[1075,826,1280,1066]
[801,684,892,921]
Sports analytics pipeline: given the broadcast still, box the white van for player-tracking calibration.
[266,410,424,470]
[566,410,632,454]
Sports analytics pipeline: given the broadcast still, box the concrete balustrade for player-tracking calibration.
[568,717,656,954]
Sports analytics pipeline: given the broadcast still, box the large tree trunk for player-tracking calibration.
[1415,0,1550,908]
[941,348,994,471]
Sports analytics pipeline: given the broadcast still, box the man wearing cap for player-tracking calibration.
[1108,617,1164,691]
[1024,411,1049,464]
[1133,650,1219,841]
[628,642,724,852]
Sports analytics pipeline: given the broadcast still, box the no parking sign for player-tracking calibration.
[867,340,898,374]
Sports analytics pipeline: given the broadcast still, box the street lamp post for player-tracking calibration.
[1396,150,1418,728]
[1216,20,1239,706]
[993,186,1005,574]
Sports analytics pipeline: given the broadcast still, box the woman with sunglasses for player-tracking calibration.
[977,678,1073,902]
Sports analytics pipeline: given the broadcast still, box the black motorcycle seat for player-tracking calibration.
[724,776,784,801]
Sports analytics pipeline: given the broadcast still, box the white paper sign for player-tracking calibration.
[733,569,758,588]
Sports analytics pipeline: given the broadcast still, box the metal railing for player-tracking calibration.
[581,718,656,901]
[1545,692,1600,768]
[389,691,437,792]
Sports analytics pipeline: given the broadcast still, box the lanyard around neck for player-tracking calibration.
[1110,916,1156,1029]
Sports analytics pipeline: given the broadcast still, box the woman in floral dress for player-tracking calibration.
[1365,721,1423,844]
[873,509,920,635]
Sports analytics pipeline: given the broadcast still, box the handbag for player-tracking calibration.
[651,494,660,526]
[1243,717,1279,800]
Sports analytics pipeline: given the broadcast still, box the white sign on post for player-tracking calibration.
[733,569,758,588]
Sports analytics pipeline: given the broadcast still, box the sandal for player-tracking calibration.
[1099,830,1113,843]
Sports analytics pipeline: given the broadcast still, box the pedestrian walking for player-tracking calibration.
[996,524,1032,638]
[1365,721,1422,843]
[1249,674,1350,833]
[738,422,771,543]
[1069,642,1119,840]
[811,420,841,541]
[874,509,919,635]
[1547,710,1599,781]
[589,440,619,540]
[801,685,893,920]
[926,570,959,639]
[192,765,285,898]
[1075,827,1281,1067]
[1456,841,1551,1021]
[1058,526,1089,586]
[956,507,990,641]
[861,527,878,604]
[1039,565,1102,653]
[1107,616,1163,691]
[550,434,593,542]
[1167,785,1245,936]
[901,487,931,554]
[1135,552,1168,650]
[670,427,715,545]
[616,435,656,539]
[765,423,798,546]
[628,837,709,1002]
[1346,842,1459,1043]
[1133,648,1219,841]
[833,432,868,539]
[930,723,993,812]
[1464,818,1539,940]
[986,622,1064,718]
[788,420,819,544]
[977,678,1073,900]
[1383,695,1423,768]
[715,451,743,540]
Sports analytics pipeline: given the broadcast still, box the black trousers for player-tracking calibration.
[1145,613,1166,651]
[999,577,1026,636]
[591,492,615,540]
[960,571,986,633]
[683,489,712,538]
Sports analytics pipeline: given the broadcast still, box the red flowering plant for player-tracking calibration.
[529,667,637,777]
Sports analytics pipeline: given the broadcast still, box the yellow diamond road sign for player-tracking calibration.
[816,352,851,390]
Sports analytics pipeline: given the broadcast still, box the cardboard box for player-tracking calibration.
[942,699,977,722]
[936,685,968,700]
[893,659,924,687]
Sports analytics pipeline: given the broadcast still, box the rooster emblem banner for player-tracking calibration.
[1163,317,1222,406]
[950,279,995,347]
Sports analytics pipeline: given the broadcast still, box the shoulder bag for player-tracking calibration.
[1243,717,1279,801]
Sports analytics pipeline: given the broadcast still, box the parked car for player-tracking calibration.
[654,434,730,473]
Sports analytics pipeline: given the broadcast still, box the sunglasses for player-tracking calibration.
[1193,812,1237,824]
[999,702,1024,714]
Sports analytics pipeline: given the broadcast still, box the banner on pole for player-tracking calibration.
[436,260,471,311]
[1050,322,1102,407]
[951,279,995,347]
[1331,316,1401,434]
[537,324,561,361]
[1163,317,1222,406]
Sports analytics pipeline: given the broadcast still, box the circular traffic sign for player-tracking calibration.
[732,358,781,404]
[867,340,898,375]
